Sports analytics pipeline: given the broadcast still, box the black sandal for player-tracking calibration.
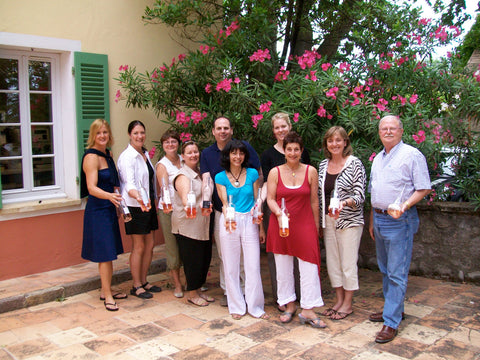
[142,282,162,293]
[130,285,153,299]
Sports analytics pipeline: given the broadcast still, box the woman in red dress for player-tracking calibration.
[266,131,326,328]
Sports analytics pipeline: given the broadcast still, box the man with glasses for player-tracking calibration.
[368,115,431,343]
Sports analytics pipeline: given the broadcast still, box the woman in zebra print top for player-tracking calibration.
[318,126,366,321]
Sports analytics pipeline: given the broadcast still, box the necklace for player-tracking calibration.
[230,168,243,187]
[286,164,301,177]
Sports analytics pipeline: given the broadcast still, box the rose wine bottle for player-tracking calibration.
[140,187,151,211]
[161,177,172,213]
[329,189,340,217]
[252,188,263,224]
[225,195,236,233]
[115,189,132,222]
[201,177,212,216]
[279,197,289,237]
[186,179,197,218]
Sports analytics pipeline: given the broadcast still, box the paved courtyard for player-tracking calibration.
[0,244,479,359]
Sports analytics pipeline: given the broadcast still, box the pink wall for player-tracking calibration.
[0,210,164,281]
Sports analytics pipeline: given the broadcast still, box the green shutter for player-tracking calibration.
[74,52,110,177]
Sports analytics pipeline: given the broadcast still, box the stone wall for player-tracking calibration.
[358,202,480,283]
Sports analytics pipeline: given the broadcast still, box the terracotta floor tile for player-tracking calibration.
[428,304,478,322]
[235,319,286,342]
[428,338,479,360]
[198,318,241,336]
[352,349,409,360]
[229,338,302,360]
[121,323,168,342]
[171,345,227,360]
[290,342,355,360]
[372,336,428,359]
[83,333,136,355]
[154,313,203,332]
[45,326,97,347]
[0,349,14,360]
[10,322,62,343]
[16,308,60,326]
[445,326,480,349]
[161,328,209,350]
[0,315,26,332]
[206,331,259,357]
[115,305,166,327]
[124,337,180,359]
[0,330,18,347]
[34,343,100,359]
[325,329,372,352]
[6,338,58,359]
[82,317,133,337]
[400,323,448,345]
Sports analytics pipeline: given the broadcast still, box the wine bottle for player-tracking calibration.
[279,197,289,237]
[161,177,172,213]
[329,188,340,217]
[186,179,197,218]
[252,188,263,224]
[139,187,151,211]
[115,189,132,222]
[201,177,212,216]
[225,194,236,233]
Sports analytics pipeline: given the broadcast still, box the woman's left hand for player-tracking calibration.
[110,191,123,207]
[259,227,266,244]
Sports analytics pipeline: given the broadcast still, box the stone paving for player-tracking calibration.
[0,244,479,359]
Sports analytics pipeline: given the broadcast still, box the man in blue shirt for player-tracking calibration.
[368,115,431,343]
[200,116,262,306]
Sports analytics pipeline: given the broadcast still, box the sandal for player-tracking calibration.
[99,292,128,301]
[130,286,153,299]
[330,311,353,320]
[231,314,243,320]
[104,301,119,312]
[188,297,209,307]
[280,308,297,323]
[259,313,270,320]
[298,313,327,328]
[199,294,215,302]
[142,282,162,293]
[321,307,337,317]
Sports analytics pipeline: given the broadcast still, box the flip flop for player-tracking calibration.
[104,301,119,312]
[298,313,327,328]
[199,294,215,302]
[188,297,209,307]
[232,314,243,320]
[280,308,297,323]
[99,292,128,301]
[330,311,353,320]
[321,307,337,317]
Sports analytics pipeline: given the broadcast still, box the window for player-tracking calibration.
[0,51,64,203]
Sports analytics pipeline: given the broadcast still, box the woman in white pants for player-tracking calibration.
[215,140,269,320]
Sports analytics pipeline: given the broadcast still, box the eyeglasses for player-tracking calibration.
[163,140,178,145]
[379,127,400,133]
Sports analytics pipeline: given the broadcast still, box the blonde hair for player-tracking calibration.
[86,119,114,149]
[271,112,292,128]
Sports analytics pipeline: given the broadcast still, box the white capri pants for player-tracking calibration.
[215,210,245,294]
[324,216,363,290]
[218,212,265,318]
[274,253,324,310]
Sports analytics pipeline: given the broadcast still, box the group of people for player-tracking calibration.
[81,112,431,344]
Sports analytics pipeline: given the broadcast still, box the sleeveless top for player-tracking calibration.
[266,165,320,269]
[156,155,182,209]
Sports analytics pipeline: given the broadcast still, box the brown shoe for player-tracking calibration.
[369,312,405,322]
[375,325,398,343]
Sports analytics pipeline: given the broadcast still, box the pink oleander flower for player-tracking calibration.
[375,98,389,112]
[412,130,426,144]
[327,114,333,120]
[338,62,351,74]
[297,50,321,69]
[148,146,156,159]
[251,114,263,129]
[249,48,271,62]
[274,67,290,81]
[293,113,299,123]
[180,132,192,142]
[305,70,317,81]
[216,78,233,92]
[369,152,376,161]
[259,101,272,113]
[199,45,212,54]
[176,111,190,127]
[379,61,392,70]
[151,70,158,80]
[418,18,431,26]
[410,93,418,104]
[114,89,122,103]
[396,57,407,66]
[225,20,240,36]
[118,65,129,71]
[234,77,240,84]
[178,54,186,62]
[434,26,448,42]
[326,87,339,99]
[351,98,360,106]
[449,25,461,37]
[317,105,327,117]
[396,41,402,48]
[170,57,176,67]
[321,63,332,71]
[205,83,212,93]
[191,111,207,125]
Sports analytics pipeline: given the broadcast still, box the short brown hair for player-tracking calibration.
[86,119,113,149]
[322,126,353,159]
[160,129,180,144]
[283,131,303,150]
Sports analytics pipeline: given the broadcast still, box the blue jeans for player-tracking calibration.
[373,207,419,329]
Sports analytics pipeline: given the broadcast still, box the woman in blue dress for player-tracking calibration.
[81,119,125,311]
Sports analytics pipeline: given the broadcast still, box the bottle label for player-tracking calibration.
[281,213,289,228]
[163,189,171,204]
[187,193,195,205]
[202,200,211,209]
[330,197,340,210]
[226,206,235,220]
